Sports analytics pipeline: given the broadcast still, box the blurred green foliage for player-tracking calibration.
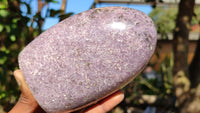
[119,54,175,112]
[0,0,28,111]
[149,6,200,39]
[149,6,177,39]
[0,0,73,112]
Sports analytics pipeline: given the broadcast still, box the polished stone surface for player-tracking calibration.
[19,7,157,113]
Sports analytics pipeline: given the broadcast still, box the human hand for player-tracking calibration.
[9,70,124,113]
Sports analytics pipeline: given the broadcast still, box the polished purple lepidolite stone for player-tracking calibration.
[19,7,157,113]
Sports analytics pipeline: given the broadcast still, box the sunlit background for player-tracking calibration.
[0,0,200,113]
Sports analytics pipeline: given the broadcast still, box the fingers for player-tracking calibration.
[85,90,124,113]
[13,70,36,105]
[13,70,29,93]
[9,70,44,113]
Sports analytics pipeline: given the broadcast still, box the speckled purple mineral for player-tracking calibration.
[18,7,157,113]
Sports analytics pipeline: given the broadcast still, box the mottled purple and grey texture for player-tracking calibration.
[19,7,157,113]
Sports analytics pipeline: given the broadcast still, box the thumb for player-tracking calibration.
[13,70,36,104]
[9,70,42,113]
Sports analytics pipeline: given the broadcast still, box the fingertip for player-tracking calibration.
[101,90,124,111]
[13,70,23,80]
[114,90,124,98]
[13,70,22,86]
[85,90,125,113]
[103,90,124,103]
[114,90,125,101]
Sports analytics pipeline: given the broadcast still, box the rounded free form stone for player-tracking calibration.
[18,7,157,113]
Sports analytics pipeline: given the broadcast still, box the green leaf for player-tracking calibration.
[12,18,20,23]
[5,25,10,33]
[51,0,59,3]
[33,30,39,37]
[10,35,16,42]
[0,9,9,17]
[45,0,59,3]
[0,0,8,9]
[59,12,74,21]
[1,46,10,54]
[49,9,62,17]
[0,56,7,64]
[0,93,6,99]
[0,24,4,32]
[12,24,17,29]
